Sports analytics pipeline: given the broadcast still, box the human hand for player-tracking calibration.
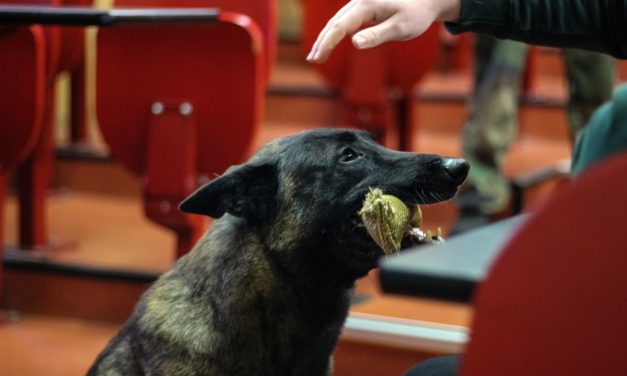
[306,0,461,63]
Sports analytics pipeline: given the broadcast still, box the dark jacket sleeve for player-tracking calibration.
[445,0,627,59]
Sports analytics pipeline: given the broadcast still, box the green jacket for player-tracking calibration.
[446,0,627,58]
[571,85,627,174]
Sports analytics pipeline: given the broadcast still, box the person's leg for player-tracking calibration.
[472,35,496,84]
[455,37,528,231]
[562,49,615,144]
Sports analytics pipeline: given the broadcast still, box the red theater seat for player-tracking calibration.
[461,152,627,375]
[96,10,264,258]
[4,0,62,250]
[0,25,46,293]
[118,0,277,81]
[301,0,440,150]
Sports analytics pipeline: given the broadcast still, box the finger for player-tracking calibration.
[307,1,359,61]
[308,3,375,62]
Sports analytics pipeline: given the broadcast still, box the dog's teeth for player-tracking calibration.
[410,205,423,228]
[424,230,432,243]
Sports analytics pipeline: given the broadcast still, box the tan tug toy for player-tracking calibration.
[358,188,444,254]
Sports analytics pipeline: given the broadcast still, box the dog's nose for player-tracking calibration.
[441,158,469,185]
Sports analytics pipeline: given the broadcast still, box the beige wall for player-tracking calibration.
[278,0,302,41]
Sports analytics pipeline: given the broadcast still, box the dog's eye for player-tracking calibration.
[339,147,361,163]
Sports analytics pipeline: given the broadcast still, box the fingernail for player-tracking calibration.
[353,35,368,49]
[306,50,314,61]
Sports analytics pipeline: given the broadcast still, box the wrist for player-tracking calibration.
[434,0,461,22]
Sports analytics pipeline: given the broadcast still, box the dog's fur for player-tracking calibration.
[87,129,468,376]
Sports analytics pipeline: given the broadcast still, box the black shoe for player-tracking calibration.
[449,188,493,236]
[449,208,492,236]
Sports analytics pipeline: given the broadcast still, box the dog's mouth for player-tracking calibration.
[350,206,442,252]
[350,188,446,255]
[399,183,463,206]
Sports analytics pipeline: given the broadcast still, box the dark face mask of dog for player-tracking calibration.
[179,130,468,278]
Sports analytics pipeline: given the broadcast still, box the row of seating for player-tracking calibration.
[0,0,447,268]
[0,0,275,265]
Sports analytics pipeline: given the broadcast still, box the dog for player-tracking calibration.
[87,128,469,376]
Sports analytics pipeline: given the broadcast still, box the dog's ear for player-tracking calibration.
[179,163,278,223]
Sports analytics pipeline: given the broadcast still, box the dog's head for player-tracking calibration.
[180,129,468,279]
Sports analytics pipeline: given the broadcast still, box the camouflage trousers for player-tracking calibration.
[461,36,615,214]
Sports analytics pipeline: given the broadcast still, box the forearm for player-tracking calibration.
[445,0,627,58]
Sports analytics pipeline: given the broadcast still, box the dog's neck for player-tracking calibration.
[217,215,356,303]
[184,216,354,331]
[259,224,362,289]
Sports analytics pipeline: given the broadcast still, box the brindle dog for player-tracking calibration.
[87,129,468,376]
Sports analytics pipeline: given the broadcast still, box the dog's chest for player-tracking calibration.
[247,286,349,374]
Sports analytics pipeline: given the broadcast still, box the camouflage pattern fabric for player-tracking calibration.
[460,36,615,215]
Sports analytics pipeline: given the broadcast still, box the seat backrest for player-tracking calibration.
[0,26,46,173]
[116,0,277,81]
[301,0,440,93]
[96,12,264,178]
[1,0,60,78]
[461,152,627,375]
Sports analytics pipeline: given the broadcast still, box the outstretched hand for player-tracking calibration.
[306,0,461,63]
